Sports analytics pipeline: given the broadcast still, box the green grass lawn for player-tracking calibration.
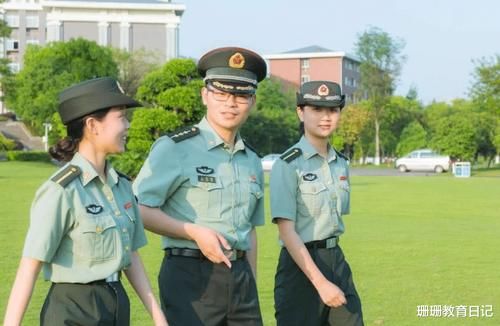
[1,161,499,325]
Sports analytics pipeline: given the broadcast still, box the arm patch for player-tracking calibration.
[167,126,200,143]
[51,165,81,187]
[280,148,302,163]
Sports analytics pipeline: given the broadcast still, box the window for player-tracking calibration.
[5,15,20,27]
[6,40,19,51]
[301,59,309,69]
[345,77,355,87]
[26,15,39,28]
[301,74,310,83]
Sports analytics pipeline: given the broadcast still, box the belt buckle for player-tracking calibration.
[326,237,337,249]
[105,272,120,283]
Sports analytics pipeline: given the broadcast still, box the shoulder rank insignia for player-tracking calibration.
[167,126,200,143]
[335,150,349,161]
[51,165,81,187]
[243,139,262,158]
[116,170,131,181]
[280,148,302,163]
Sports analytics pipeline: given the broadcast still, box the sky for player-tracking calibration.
[176,0,500,105]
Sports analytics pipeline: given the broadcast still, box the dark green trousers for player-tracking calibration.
[159,254,263,326]
[40,281,129,326]
[274,246,364,326]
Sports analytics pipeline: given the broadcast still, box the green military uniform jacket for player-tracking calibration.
[133,117,265,251]
[270,136,350,244]
[22,152,147,283]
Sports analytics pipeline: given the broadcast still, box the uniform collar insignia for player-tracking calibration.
[196,166,214,175]
[303,173,318,181]
[86,204,103,215]
[339,176,347,181]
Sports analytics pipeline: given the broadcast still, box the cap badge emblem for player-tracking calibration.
[229,52,245,69]
[318,84,329,96]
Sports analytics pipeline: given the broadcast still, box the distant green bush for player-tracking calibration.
[0,133,16,151]
[6,150,51,162]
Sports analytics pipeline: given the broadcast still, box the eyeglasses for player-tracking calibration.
[207,87,253,104]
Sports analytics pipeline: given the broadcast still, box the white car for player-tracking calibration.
[395,149,450,173]
[261,154,280,171]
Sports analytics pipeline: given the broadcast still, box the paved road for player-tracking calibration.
[350,167,441,177]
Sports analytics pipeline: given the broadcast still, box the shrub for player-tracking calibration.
[6,150,51,162]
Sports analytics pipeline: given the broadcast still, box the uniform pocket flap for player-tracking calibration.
[299,182,327,194]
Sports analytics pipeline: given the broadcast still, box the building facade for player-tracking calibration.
[0,0,185,73]
[264,45,361,104]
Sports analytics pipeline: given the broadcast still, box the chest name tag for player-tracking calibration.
[302,173,318,181]
[198,175,216,183]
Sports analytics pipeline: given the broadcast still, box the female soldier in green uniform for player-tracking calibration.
[4,77,167,326]
[270,81,363,326]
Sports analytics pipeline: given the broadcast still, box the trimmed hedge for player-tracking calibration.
[6,150,51,162]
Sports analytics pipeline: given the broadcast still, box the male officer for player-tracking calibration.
[133,47,266,325]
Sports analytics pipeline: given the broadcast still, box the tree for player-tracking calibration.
[470,55,499,115]
[354,26,406,165]
[0,4,13,106]
[241,78,299,155]
[380,96,422,157]
[111,108,184,176]
[4,38,117,134]
[113,59,204,177]
[396,121,427,156]
[112,48,161,98]
[430,114,476,161]
[135,58,204,126]
[470,55,500,163]
[332,103,371,159]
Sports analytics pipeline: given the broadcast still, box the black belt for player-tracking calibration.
[86,271,122,285]
[165,248,246,261]
[304,237,339,249]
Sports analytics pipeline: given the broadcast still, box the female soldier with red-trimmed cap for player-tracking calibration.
[271,81,364,325]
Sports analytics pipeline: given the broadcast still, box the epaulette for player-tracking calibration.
[167,126,200,143]
[242,139,262,158]
[335,150,350,162]
[280,148,302,163]
[51,164,81,187]
[116,170,131,181]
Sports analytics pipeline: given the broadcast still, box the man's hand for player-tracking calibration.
[316,279,347,308]
[190,225,232,268]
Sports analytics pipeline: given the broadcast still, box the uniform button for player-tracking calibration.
[115,210,121,216]
[107,196,113,201]
[122,228,127,233]
[96,226,102,233]
[125,246,129,251]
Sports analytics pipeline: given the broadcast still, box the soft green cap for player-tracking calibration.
[58,77,141,124]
